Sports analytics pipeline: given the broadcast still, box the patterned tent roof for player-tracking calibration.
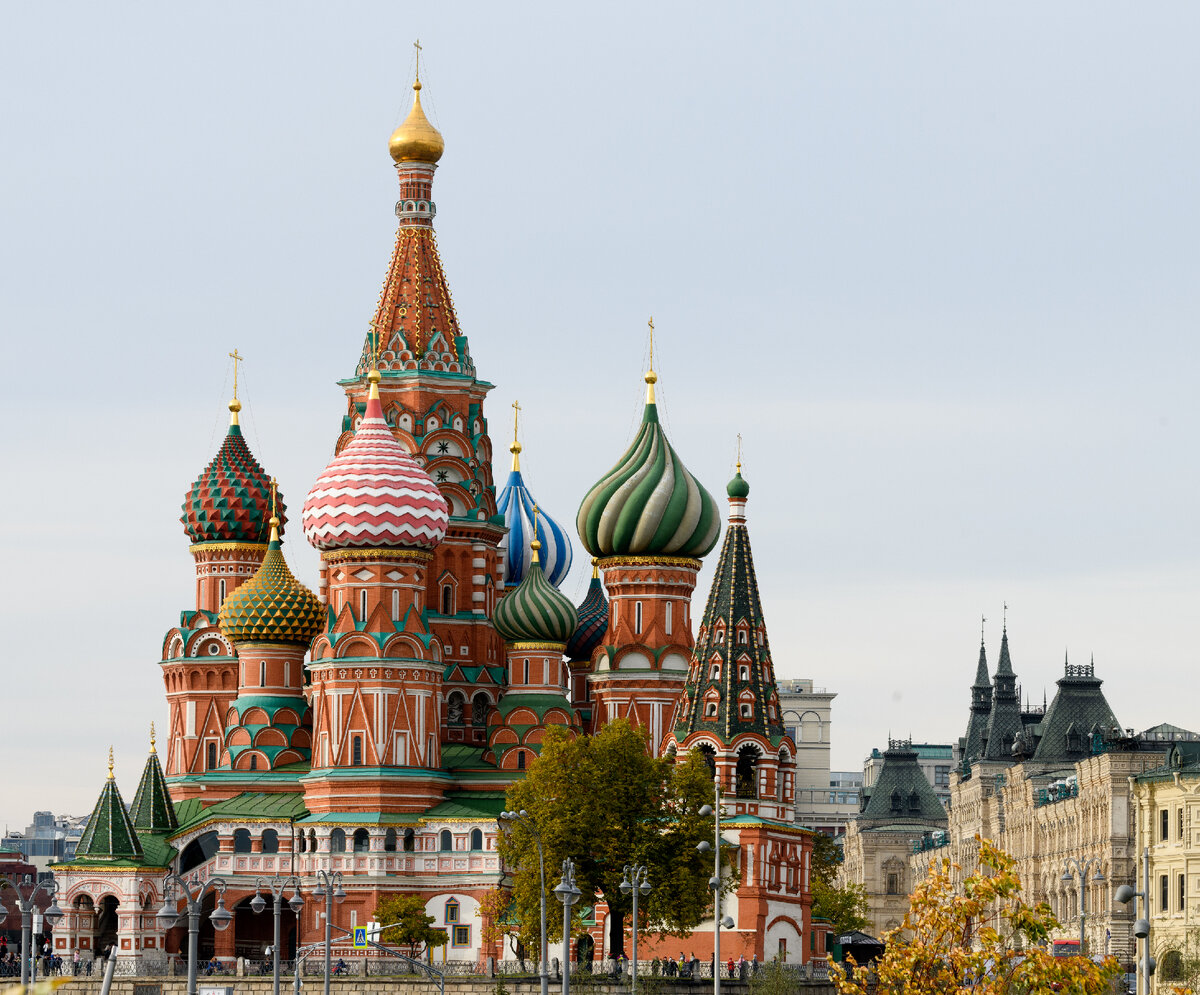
[182,421,284,544]
[565,567,608,661]
[129,745,178,834]
[219,524,323,645]
[303,378,449,551]
[74,760,144,863]
[493,554,577,645]
[858,740,948,826]
[497,466,573,588]
[577,399,719,559]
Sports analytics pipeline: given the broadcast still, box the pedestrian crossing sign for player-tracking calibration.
[353,928,367,949]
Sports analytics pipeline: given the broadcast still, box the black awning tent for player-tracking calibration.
[833,931,886,964]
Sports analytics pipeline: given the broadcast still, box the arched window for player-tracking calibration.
[665,602,672,635]
[739,666,750,681]
[207,742,217,771]
[330,829,346,853]
[353,829,370,853]
[261,829,279,854]
[403,829,415,852]
[233,829,252,853]
[384,829,397,852]
[735,745,760,799]
[740,703,753,719]
[517,751,526,771]
[447,692,466,726]
[697,744,717,776]
[392,589,400,621]
[710,665,720,681]
[705,702,718,717]
[308,829,317,853]
[470,829,483,850]
[445,900,460,923]
[472,693,490,726]
[249,754,259,771]
[352,736,363,766]
[440,830,453,852]
[442,585,454,616]
[298,832,307,854]
[738,630,747,645]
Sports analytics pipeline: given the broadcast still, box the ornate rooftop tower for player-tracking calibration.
[576,324,720,753]
[960,623,992,765]
[982,620,1023,761]
[665,465,795,821]
[328,67,506,734]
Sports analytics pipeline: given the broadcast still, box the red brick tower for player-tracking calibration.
[328,72,507,740]
[162,385,280,781]
[576,338,721,753]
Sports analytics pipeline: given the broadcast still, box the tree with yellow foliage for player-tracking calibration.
[832,837,1120,995]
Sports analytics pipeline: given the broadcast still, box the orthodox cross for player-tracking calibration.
[150,721,156,754]
[414,39,422,81]
[228,348,244,400]
[532,502,540,547]
[981,615,986,641]
[368,318,383,368]
[270,477,278,520]
[647,315,655,368]
[512,399,521,446]
[736,432,742,472]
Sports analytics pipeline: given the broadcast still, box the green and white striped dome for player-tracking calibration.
[493,548,577,645]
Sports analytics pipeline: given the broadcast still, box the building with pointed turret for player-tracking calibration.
[46,67,816,974]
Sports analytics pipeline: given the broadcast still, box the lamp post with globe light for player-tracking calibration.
[1060,856,1105,952]
[311,869,345,995]
[1115,847,1154,995]
[619,865,651,995]
[250,875,304,995]
[697,783,734,995]
[499,809,549,995]
[553,859,582,995]
[0,875,63,988]
[154,874,232,995]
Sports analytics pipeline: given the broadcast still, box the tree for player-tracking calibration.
[497,720,736,958]
[808,833,870,935]
[372,893,449,958]
[478,886,519,960]
[832,837,1121,995]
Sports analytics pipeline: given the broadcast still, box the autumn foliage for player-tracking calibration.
[832,837,1121,995]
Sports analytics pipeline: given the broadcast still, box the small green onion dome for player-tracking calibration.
[577,402,720,558]
[493,545,577,645]
[218,519,324,646]
[727,469,750,499]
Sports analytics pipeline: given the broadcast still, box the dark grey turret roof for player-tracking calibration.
[983,626,1023,761]
[962,636,992,762]
[857,739,947,828]
[1030,657,1121,764]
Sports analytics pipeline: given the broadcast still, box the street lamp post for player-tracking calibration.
[1115,847,1153,995]
[154,874,232,995]
[0,876,64,988]
[251,875,305,995]
[698,781,734,995]
[311,870,345,995]
[553,859,582,995]
[499,809,549,995]
[619,865,651,995]
[1060,856,1106,952]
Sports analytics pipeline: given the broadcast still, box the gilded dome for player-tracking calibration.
[389,81,444,164]
[218,520,324,646]
[493,546,577,645]
[577,400,720,559]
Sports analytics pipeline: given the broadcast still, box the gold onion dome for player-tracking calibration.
[219,517,324,646]
[389,80,444,164]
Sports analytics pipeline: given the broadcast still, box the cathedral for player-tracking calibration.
[48,69,815,971]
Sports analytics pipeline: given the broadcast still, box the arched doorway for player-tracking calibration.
[576,933,594,971]
[1160,950,1184,982]
[735,745,760,798]
[94,896,119,958]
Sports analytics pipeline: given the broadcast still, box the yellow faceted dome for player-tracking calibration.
[389,81,444,164]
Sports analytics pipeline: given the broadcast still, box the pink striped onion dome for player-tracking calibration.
[302,372,449,551]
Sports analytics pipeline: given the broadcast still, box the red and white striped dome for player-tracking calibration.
[302,382,449,551]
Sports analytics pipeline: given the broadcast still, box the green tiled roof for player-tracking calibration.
[296,812,422,825]
[441,745,488,769]
[857,741,947,828]
[74,770,143,863]
[423,792,507,820]
[129,750,179,834]
[1029,662,1121,764]
[174,791,308,834]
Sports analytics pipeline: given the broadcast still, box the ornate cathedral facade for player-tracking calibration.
[48,71,814,971]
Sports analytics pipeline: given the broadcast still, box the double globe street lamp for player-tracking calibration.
[155,874,232,995]
[1059,856,1105,953]
[250,875,304,995]
[698,785,734,995]
[0,876,64,988]
[619,865,652,995]
[311,870,346,995]
[553,858,582,995]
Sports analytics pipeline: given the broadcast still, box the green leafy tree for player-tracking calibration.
[749,958,800,995]
[808,832,870,935]
[497,720,736,958]
[373,893,449,958]
[832,837,1121,995]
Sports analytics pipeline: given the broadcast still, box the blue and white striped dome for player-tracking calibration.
[497,466,573,588]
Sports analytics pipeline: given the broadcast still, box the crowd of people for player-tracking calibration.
[638,952,762,981]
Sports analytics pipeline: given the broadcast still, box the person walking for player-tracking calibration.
[73,949,81,976]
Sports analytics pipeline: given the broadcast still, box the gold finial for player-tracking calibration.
[107,746,114,781]
[510,400,522,470]
[530,504,542,563]
[644,316,658,404]
[228,348,244,424]
[368,318,383,372]
[591,557,599,579]
[150,722,157,754]
[269,478,281,541]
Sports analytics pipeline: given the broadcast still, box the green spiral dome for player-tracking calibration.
[577,403,720,558]
[493,554,577,644]
[218,528,324,646]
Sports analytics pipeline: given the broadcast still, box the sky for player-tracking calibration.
[2,2,1200,831]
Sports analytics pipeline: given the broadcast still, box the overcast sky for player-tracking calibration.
[3,2,1199,832]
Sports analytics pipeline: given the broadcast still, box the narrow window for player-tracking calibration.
[664,602,672,636]
[360,589,368,619]
[1180,808,1185,840]
[262,829,279,854]
[403,829,415,852]
[331,829,346,853]
[207,742,217,771]
[523,659,529,684]
[1163,809,1170,841]
[284,661,291,687]
[384,829,397,852]
[353,736,363,766]
[1161,874,1169,911]
[517,751,526,771]
[634,601,643,635]
[1181,873,1187,911]
[445,900,460,923]
[259,661,266,687]
[738,630,747,644]
[440,830,453,852]
[442,585,453,616]
[392,589,400,621]
[219,578,226,603]
[470,828,483,850]
[249,754,258,771]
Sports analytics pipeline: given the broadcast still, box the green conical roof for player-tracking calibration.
[74,755,144,862]
[129,742,178,834]
[493,552,577,644]
[577,400,720,559]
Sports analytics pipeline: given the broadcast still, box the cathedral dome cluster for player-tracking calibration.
[182,410,283,544]
[302,373,449,551]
